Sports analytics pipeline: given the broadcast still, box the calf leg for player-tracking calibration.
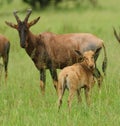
[49,68,58,90]
[40,69,46,95]
[77,89,82,103]
[84,86,91,106]
[68,89,76,112]
[57,84,65,111]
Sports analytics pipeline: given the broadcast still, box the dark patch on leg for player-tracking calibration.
[49,68,58,90]
[84,86,91,106]
[40,69,46,94]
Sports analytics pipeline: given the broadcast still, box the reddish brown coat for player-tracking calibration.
[0,34,10,82]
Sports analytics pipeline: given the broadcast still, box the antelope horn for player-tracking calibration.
[13,10,21,23]
[113,27,120,43]
[24,9,32,23]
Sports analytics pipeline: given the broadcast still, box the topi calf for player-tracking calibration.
[57,50,96,111]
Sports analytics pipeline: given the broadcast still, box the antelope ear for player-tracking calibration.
[5,21,18,29]
[28,17,40,28]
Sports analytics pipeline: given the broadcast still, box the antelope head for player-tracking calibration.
[5,9,40,48]
[75,50,95,71]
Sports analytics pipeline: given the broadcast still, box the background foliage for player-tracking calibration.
[0,0,120,126]
[22,0,98,9]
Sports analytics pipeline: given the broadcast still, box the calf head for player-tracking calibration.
[75,50,95,70]
[5,9,40,48]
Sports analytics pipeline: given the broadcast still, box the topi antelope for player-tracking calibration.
[57,50,95,111]
[5,9,107,94]
[0,34,10,82]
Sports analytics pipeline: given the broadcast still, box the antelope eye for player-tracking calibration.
[24,28,27,32]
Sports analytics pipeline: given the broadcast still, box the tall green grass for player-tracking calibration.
[0,0,120,126]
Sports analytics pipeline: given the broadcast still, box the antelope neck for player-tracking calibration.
[25,31,37,57]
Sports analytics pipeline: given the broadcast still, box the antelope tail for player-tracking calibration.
[63,74,68,89]
[113,27,120,43]
[61,74,68,94]
[102,43,107,76]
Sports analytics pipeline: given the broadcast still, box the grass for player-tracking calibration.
[0,0,120,126]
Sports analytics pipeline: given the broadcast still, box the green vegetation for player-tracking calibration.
[0,0,120,125]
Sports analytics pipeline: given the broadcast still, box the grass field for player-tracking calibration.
[0,0,120,126]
